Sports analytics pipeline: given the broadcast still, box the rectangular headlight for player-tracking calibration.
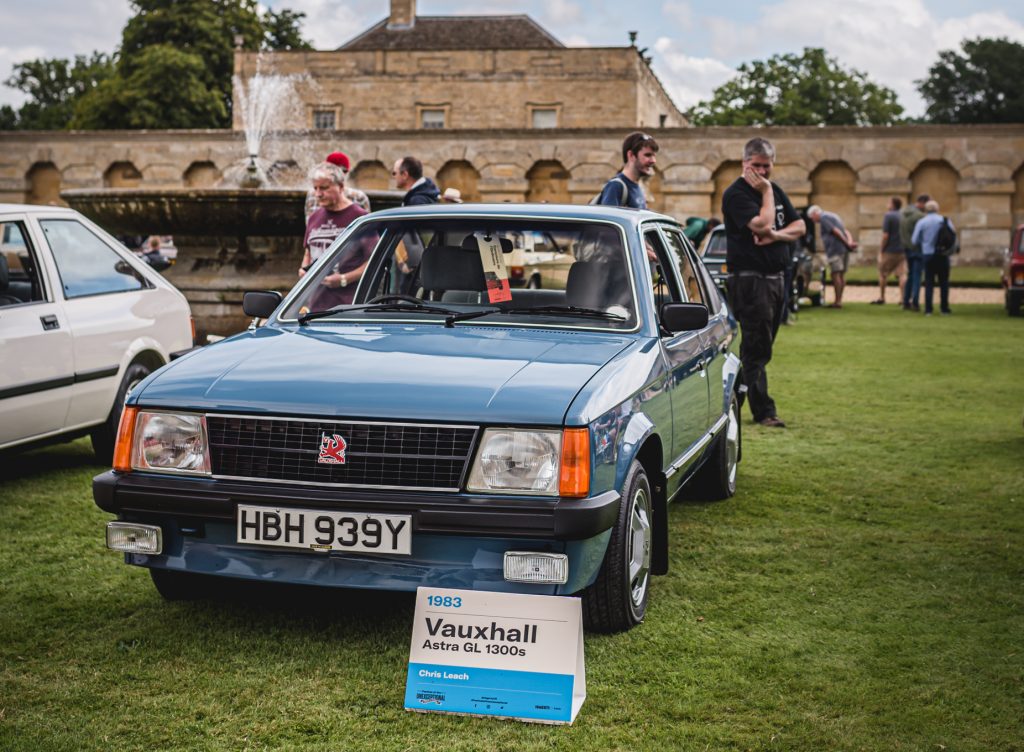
[131,411,211,476]
[467,428,562,495]
[106,522,162,554]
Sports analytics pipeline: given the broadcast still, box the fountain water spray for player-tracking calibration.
[230,72,308,187]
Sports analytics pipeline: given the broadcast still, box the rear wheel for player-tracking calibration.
[1008,291,1022,317]
[582,460,652,633]
[690,395,740,500]
[91,362,153,464]
[150,568,211,601]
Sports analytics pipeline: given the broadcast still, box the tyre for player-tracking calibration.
[1008,292,1022,317]
[689,395,740,501]
[91,362,153,464]
[582,460,653,633]
[150,568,211,601]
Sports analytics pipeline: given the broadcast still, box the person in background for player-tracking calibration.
[807,205,858,309]
[300,162,369,308]
[304,151,370,218]
[899,194,928,311]
[393,157,441,205]
[595,132,659,209]
[872,196,906,305]
[721,137,805,428]
[911,199,956,316]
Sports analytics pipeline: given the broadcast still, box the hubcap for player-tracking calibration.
[627,485,652,610]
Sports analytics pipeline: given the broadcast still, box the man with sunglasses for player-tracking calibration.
[595,132,659,209]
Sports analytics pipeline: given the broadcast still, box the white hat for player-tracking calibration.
[441,187,463,203]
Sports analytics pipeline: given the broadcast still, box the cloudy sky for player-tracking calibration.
[2,0,1023,116]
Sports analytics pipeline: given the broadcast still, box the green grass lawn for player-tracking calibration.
[2,304,1022,751]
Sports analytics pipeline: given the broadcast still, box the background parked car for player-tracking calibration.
[698,224,817,309]
[1,204,193,462]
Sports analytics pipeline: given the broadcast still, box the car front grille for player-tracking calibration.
[206,415,478,491]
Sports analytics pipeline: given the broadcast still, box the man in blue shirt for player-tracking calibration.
[595,132,659,209]
[911,200,956,315]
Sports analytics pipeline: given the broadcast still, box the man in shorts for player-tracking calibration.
[872,196,906,304]
[807,205,858,308]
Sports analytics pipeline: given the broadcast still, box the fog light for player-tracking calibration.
[503,552,568,584]
[106,522,162,554]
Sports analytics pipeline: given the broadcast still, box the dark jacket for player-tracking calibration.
[403,178,441,206]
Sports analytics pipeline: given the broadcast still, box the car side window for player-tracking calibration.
[39,219,148,299]
[643,229,684,308]
[662,229,706,305]
[0,221,47,307]
[664,228,722,315]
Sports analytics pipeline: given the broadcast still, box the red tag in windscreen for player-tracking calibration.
[476,234,512,303]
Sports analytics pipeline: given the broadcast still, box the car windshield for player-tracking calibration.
[281,218,638,330]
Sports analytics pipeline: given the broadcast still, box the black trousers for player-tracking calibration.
[728,274,784,422]
[923,254,950,313]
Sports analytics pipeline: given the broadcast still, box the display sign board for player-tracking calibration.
[404,587,586,724]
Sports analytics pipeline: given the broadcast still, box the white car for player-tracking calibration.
[1,204,193,462]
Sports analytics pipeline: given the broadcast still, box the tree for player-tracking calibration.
[688,47,903,127]
[2,0,310,130]
[2,54,114,130]
[917,38,1024,124]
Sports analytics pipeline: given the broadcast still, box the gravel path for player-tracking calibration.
[821,284,1002,305]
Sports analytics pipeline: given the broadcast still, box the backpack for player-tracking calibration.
[935,218,958,256]
[589,177,628,206]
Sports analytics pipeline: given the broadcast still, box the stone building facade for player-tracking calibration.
[1,0,1022,263]
[232,1,685,133]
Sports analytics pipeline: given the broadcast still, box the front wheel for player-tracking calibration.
[582,460,653,633]
[150,568,212,601]
[91,362,153,464]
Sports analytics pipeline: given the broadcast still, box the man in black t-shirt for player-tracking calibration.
[722,137,806,428]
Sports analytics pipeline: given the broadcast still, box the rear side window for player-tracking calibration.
[40,219,148,298]
[0,221,47,307]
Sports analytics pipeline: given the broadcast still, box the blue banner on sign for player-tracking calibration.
[405,663,575,723]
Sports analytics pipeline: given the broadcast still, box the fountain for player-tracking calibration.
[62,72,401,343]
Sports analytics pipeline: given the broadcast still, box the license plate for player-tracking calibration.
[237,504,411,555]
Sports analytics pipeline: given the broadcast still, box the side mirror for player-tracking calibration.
[659,302,708,333]
[243,290,283,318]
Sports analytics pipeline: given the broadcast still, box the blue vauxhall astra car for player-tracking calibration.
[94,204,741,632]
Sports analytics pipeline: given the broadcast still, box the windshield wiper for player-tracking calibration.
[298,298,461,325]
[445,305,626,325]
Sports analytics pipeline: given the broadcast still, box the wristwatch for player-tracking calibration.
[340,273,348,287]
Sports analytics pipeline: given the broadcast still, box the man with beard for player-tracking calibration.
[595,132,659,209]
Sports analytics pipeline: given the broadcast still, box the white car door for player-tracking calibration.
[0,216,75,447]
[33,215,155,429]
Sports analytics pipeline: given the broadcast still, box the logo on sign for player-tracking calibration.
[318,433,348,464]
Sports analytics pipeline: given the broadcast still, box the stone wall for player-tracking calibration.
[3,124,1022,263]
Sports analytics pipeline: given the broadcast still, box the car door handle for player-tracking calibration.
[40,314,60,331]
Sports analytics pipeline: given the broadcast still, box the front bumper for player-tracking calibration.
[93,471,620,595]
[93,471,619,540]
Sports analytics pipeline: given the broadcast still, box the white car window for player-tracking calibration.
[40,219,148,299]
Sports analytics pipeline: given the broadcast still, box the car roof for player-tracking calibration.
[366,202,679,229]
[0,203,79,216]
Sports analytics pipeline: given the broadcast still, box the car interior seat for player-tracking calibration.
[0,254,25,306]
[419,244,486,303]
